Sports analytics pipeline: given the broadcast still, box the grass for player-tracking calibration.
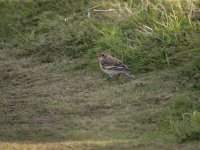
[170,110,200,143]
[0,0,200,149]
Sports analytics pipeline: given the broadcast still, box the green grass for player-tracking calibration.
[0,0,200,149]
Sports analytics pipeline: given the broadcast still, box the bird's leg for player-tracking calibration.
[106,74,114,81]
[106,76,112,81]
[113,74,120,78]
[106,74,120,81]
[106,74,116,80]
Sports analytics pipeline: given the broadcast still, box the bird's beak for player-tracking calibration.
[96,53,100,59]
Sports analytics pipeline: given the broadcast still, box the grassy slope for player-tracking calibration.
[0,0,200,149]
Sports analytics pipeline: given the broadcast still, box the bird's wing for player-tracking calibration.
[101,55,122,66]
[104,65,129,71]
[101,55,130,71]
[107,56,122,65]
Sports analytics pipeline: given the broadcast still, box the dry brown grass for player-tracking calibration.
[0,0,200,149]
[1,56,199,149]
[1,140,200,150]
[1,55,200,149]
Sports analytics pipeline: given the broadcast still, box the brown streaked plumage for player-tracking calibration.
[97,53,131,78]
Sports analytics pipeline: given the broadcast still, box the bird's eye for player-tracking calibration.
[101,53,105,57]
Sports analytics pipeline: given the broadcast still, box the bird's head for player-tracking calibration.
[97,53,107,61]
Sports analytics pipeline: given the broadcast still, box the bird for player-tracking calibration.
[97,53,131,78]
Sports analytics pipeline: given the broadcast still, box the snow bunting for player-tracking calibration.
[97,53,131,78]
